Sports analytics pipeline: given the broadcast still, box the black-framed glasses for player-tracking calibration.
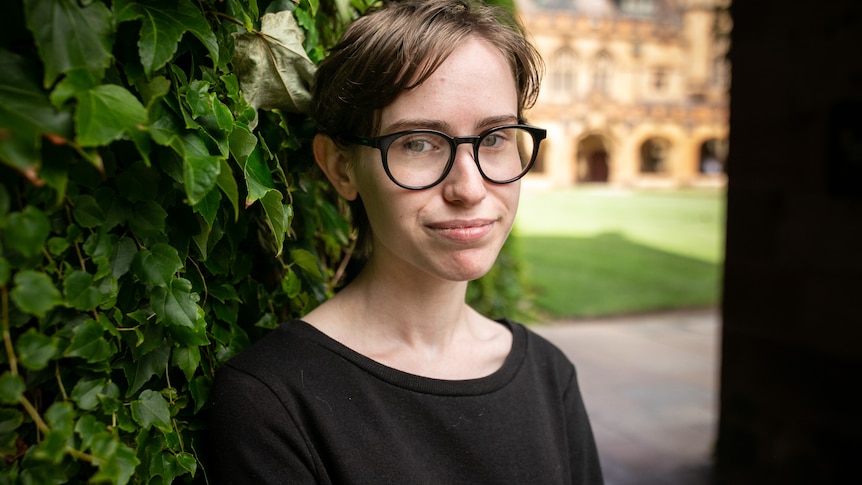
[342,124,547,190]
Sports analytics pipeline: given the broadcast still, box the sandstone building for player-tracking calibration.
[518,0,730,188]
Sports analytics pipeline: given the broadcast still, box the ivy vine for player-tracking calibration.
[0,0,530,483]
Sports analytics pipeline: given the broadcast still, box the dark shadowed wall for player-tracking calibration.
[717,0,862,483]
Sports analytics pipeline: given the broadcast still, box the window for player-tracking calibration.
[550,47,578,98]
[593,51,613,95]
[653,67,668,92]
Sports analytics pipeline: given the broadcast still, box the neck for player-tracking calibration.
[342,258,473,349]
[302,254,511,380]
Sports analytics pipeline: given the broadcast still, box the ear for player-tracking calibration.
[313,134,359,201]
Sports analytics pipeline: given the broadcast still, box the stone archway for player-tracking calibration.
[639,137,671,173]
[698,138,729,174]
[576,134,611,183]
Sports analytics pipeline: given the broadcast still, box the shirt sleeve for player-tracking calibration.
[206,364,319,484]
[564,367,605,484]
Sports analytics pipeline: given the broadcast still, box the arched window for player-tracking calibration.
[550,47,578,98]
[593,50,613,95]
[699,138,728,174]
[640,138,671,173]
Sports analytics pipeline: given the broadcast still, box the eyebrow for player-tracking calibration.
[380,115,519,135]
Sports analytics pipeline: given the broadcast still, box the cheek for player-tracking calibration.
[353,164,405,231]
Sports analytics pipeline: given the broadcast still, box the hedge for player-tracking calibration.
[0,0,530,483]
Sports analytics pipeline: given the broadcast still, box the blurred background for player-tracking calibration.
[497,0,862,484]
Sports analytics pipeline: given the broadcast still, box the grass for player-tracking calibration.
[514,186,726,320]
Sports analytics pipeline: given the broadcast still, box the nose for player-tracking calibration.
[441,143,487,205]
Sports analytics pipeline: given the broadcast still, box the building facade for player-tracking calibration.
[517,0,730,188]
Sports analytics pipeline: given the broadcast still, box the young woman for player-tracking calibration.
[208,1,603,483]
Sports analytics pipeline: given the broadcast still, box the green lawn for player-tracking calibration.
[514,187,726,320]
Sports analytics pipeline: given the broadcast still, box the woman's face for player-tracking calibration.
[352,37,522,283]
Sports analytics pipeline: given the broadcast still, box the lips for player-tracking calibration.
[426,219,496,243]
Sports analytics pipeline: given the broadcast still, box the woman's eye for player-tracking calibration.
[481,134,506,148]
[402,138,435,153]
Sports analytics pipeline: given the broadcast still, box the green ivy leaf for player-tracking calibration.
[75,84,147,147]
[0,372,25,405]
[63,270,96,309]
[49,67,100,108]
[130,389,171,432]
[132,243,183,288]
[5,206,50,259]
[91,442,139,485]
[15,328,60,371]
[185,80,211,119]
[71,194,105,228]
[74,413,109,451]
[151,278,209,346]
[130,200,168,241]
[122,347,170,396]
[70,377,109,412]
[151,277,199,328]
[217,158,240,220]
[35,402,75,464]
[64,270,116,311]
[45,401,75,434]
[46,237,70,256]
[184,154,221,206]
[228,124,257,166]
[178,450,198,477]
[290,248,323,281]
[32,430,68,465]
[11,270,62,317]
[208,282,239,302]
[189,375,210,414]
[97,381,122,415]
[150,450,196,482]
[213,98,234,132]
[241,145,275,205]
[0,49,73,172]
[193,184,221,230]
[23,0,113,87]
[282,267,302,298]
[149,451,181,484]
[65,318,116,363]
[171,345,200,382]
[111,237,138,279]
[261,190,287,256]
[18,462,69,484]
[0,408,24,447]
[114,0,219,76]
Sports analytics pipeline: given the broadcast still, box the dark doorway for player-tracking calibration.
[577,135,611,182]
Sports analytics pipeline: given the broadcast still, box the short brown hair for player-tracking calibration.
[312,0,544,259]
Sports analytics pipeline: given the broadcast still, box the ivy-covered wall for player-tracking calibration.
[0,0,531,483]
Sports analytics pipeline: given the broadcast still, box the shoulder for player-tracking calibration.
[215,320,336,387]
[505,319,579,387]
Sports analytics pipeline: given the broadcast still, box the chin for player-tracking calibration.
[438,252,498,282]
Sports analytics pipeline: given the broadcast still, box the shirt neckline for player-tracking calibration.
[286,319,528,396]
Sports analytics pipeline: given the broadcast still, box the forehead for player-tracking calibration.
[379,38,519,134]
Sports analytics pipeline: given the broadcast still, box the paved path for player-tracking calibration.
[533,307,720,485]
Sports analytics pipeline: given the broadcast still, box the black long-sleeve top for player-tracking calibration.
[207,319,603,484]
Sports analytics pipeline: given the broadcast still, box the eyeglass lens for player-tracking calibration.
[385,127,536,189]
